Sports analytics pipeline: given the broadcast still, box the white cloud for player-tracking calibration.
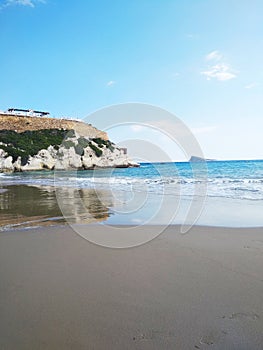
[245,82,258,89]
[202,50,237,82]
[0,0,45,9]
[205,50,222,61]
[106,80,116,87]
[16,0,34,6]
[202,63,236,81]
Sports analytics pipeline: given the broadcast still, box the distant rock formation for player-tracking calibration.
[189,156,215,162]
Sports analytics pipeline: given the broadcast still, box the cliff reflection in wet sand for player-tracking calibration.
[0,185,113,230]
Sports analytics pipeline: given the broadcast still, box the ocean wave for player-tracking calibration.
[1,164,263,201]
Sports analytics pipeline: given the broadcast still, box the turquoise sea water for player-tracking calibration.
[1,160,263,229]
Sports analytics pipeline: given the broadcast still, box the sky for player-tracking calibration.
[0,0,263,160]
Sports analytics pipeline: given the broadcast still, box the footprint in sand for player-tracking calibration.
[197,329,228,348]
[199,331,222,349]
[228,312,260,321]
[243,245,261,251]
[132,329,176,342]
[199,333,216,346]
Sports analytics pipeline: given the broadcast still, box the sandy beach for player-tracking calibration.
[0,224,263,349]
[2,0,263,348]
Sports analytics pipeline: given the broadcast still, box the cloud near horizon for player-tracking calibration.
[0,0,46,9]
[202,50,237,81]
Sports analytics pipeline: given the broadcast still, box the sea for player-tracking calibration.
[0,160,263,231]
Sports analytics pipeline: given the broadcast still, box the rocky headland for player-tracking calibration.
[0,113,138,172]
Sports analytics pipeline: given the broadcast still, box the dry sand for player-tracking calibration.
[0,225,263,349]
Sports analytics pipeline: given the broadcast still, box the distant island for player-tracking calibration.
[189,156,216,162]
[0,109,138,172]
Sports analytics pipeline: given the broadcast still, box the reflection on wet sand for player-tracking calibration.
[56,186,113,224]
[0,185,113,230]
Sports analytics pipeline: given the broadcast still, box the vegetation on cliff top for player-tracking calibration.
[0,129,69,163]
[92,138,115,152]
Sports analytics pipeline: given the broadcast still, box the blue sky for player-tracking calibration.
[0,0,263,160]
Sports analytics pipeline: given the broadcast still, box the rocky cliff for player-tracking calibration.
[0,117,138,172]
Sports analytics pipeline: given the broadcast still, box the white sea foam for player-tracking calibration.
[1,161,263,201]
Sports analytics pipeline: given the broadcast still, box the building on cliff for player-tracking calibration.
[7,108,50,117]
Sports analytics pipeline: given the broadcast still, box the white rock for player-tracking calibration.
[47,145,58,158]
[82,145,132,168]
[13,156,22,171]
[82,147,96,169]
[0,136,139,172]
[0,149,7,158]
[0,149,14,172]
[55,146,82,170]
[37,149,56,170]
[20,149,56,171]
[21,156,44,171]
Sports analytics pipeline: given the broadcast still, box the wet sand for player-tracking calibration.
[0,225,263,349]
[0,185,112,231]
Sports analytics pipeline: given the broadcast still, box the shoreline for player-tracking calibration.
[2,222,263,233]
[1,183,263,230]
[1,224,263,349]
